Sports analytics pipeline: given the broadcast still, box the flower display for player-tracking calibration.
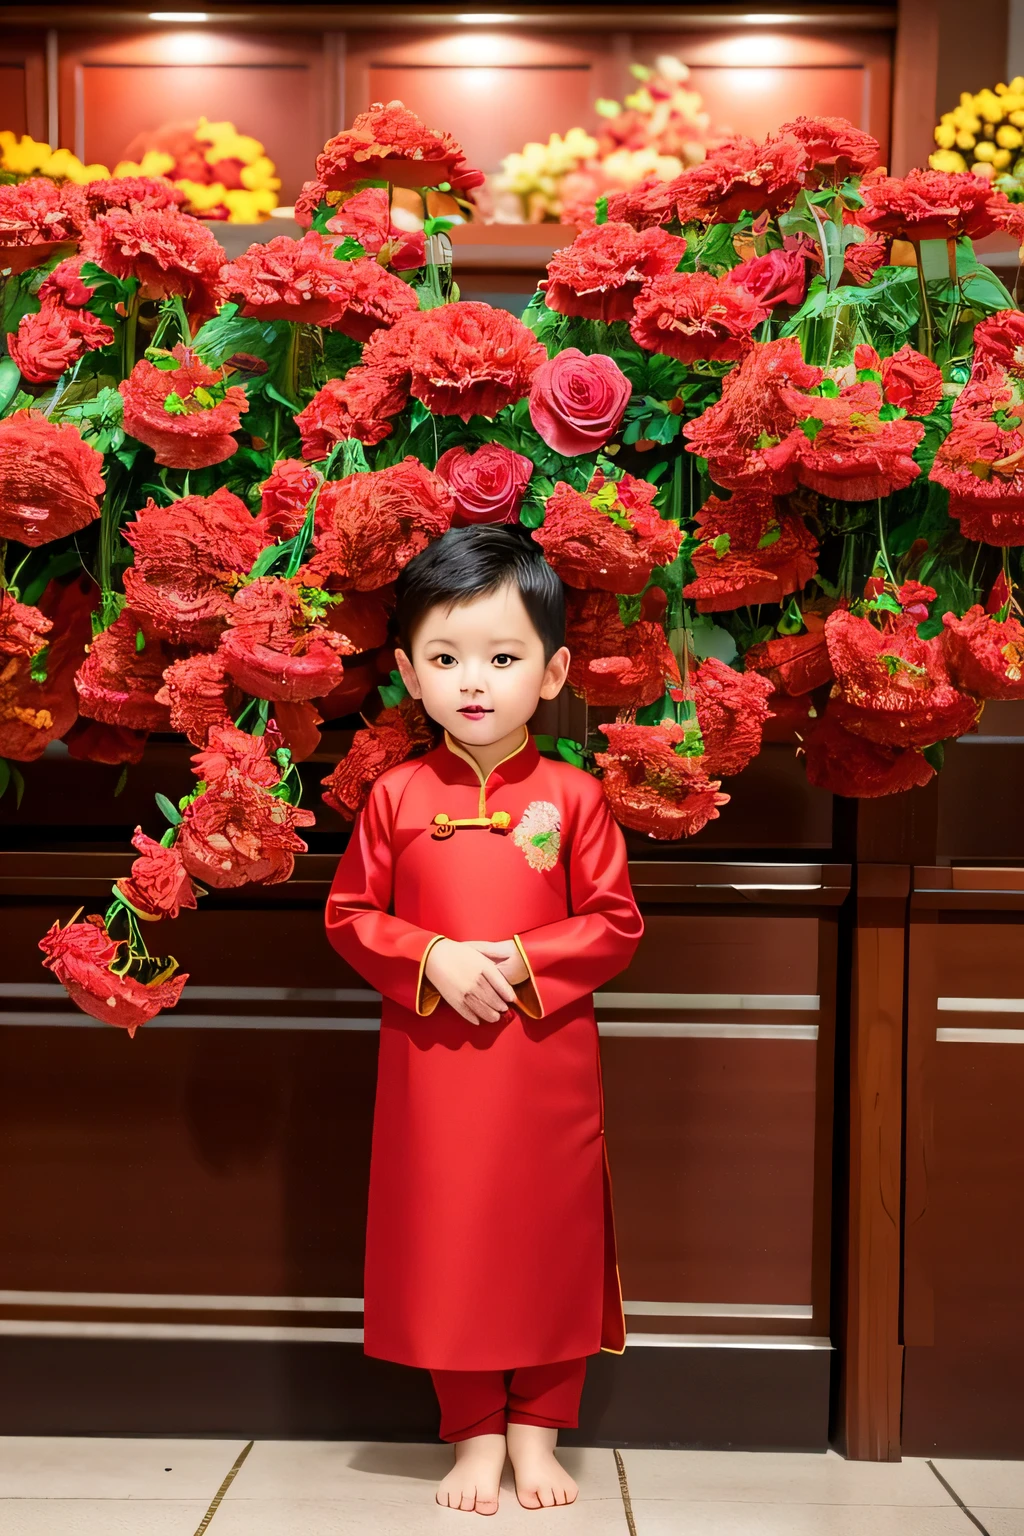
[529,349,631,456]
[434,444,534,525]
[74,611,175,731]
[565,588,680,707]
[364,303,546,422]
[630,270,768,363]
[316,101,484,193]
[220,576,352,701]
[541,224,688,323]
[594,719,729,840]
[532,473,680,594]
[81,208,226,317]
[931,78,1024,194]
[306,459,454,589]
[684,491,818,612]
[7,298,114,383]
[0,412,104,546]
[120,345,248,469]
[692,657,775,777]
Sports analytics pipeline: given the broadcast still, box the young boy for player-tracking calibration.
[324,524,644,1515]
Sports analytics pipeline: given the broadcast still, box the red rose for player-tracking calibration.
[120,344,248,470]
[0,410,104,547]
[731,248,809,309]
[693,657,774,777]
[321,697,436,820]
[316,101,484,193]
[39,914,187,1035]
[529,349,631,456]
[7,299,114,384]
[777,116,881,183]
[594,719,730,840]
[220,576,353,702]
[155,649,240,748]
[541,224,688,323]
[434,443,533,525]
[879,345,943,416]
[81,207,226,319]
[858,169,1014,243]
[801,709,936,798]
[296,369,409,456]
[565,588,679,708]
[630,271,768,364]
[305,459,454,589]
[941,605,1024,700]
[683,490,818,613]
[364,304,545,422]
[116,826,198,920]
[74,611,175,731]
[531,471,680,594]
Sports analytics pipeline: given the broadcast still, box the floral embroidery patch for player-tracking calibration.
[512,800,561,872]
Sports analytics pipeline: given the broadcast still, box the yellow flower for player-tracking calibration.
[956,130,978,150]
[2,133,54,174]
[934,122,957,149]
[224,187,277,222]
[975,88,1005,123]
[1010,111,1024,128]
[993,148,1013,169]
[113,150,175,179]
[997,124,1023,148]
[196,116,265,166]
[173,178,229,213]
[239,155,281,192]
[44,148,110,183]
[929,149,968,173]
[974,138,998,161]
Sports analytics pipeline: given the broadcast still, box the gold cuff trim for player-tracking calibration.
[415,934,446,1016]
[511,932,544,1019]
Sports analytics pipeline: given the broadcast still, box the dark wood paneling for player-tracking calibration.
[0,33,47,141]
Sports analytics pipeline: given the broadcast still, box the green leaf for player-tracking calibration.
[162,390,188,416]
[114,766,129,798]
[800,417,824,441]
[711,533,731,558]
[29,644,49,683]
[10,763,24,809]
[757,525,781,549]
[332,237,366,261]
[594,196,609,226]
[0,758,9,801]
[922,742,945,772]
[556,737,586,767]
[0,355,22,414]
[155,792,182,826]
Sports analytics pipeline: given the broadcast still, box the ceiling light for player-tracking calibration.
[455,13,519,21]
[149,11,211,19]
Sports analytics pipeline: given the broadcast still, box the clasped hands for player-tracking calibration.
[424,936,530,1025]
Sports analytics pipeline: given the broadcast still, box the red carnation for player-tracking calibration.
[532,472,681,594]
[221,576,353,702]
[84,177,186,215]
[7,299,114,383]
[973,309,1024,373]
[37,256,96,309]
[116,827,198,921]
[155,649,240,747]
[541,223,688,323]
[777,116,881,183]
[766,381,924,501]
[256,459,324,542]
[731,248,809,310]
[0,574,94,762]
[321,697,436,820]
[123,488,268,647]
[305,459,454,590]
[0,411,104,547]
[0,177,87,249]
[363,304,545,422]
[296,369,409,457]
[293,177,333,229]
[858,168,1014,243]
[611,134,807,230]
[631,270,767,363]
[745,616,833,695]
[74,611,175,731]
[684,490,818,613]
[39,914,187,1035]
[594,719,730,840]
[565,588,680,708]
[941,605,1024,699]
[825,607,981,748]
[434,443,533,525]
[120,344,248,470]
[325,187,425,270]
[0,593,51,659]
[190,722,282,789]
[81,207,226,318]
[223,235,417,338]
[323,587,394,654]
[929,366,1024,544]
[801,708,936,798]
[692,656,774,777]
[316,100,484,193]
[529,349,631,457]
[684,337,824,495]
[176,770,315,890]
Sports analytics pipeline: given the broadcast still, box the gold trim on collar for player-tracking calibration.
[442,724,530,817]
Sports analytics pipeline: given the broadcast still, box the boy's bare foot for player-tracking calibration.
[505,1423,579,1509]
[436,1432,506,1515]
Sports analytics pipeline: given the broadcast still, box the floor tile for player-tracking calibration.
[628,1501,979,1535]
[933,1461,1024,1509]
[975,1512,1024,1535]
[225,1440,621,1503]
[621,1448,954,1506]
[1,1499,210,1536]
[0,1437,244,1500]
[209,1491,630,1534]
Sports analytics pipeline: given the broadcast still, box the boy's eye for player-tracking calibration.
[435,654,456,666]
[493,654,515,667]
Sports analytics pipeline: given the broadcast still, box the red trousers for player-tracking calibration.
[430,1357,587,1443]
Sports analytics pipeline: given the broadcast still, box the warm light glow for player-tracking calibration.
[446,32,509,65]
[149,10,211,18]
[455,12,519,21]
[719,34,791,66]
[160,30,217,62]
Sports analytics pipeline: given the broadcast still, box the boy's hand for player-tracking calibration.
[463,938,530,988]
[424,938,519,1025]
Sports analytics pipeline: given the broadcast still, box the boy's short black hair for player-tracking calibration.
[394,523,565,664]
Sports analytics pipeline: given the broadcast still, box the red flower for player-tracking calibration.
[841,232,888,287]
[693,657,774,777]
[223,235,417,338]
[221,577,353,702]
[74,611,175,731]
[0,574,94,762]
[0,593,51,659]
[684,490,818,613]
[878,345,943,416]
[630,271,768,363]
[825,607,981,748]
[256,459,324,543]
[295,369,408,456]
[84,176,186,215]
[541,224,688,323]
[0,410,104,547]
[176,771,315,889]
[363,304,546,422]
[321,697,436,820]
[39,915,187,1036]
[611,134,807,229]
[434,443,533,525]
[858,169,1014,242]
[81,207,226,318]
[326,257,419,341]
[65,719,149,765]
[322,587,394,654]
[528,349,631,456]
[766,381,925,501]
[120,344,248,470]
[929,366,1024,544]
[731,248,809,309]
[777,116,881,183]
[594,719,730,840]
[37,256,96,309]
[745,616,833,695]
[305,459,454,590]
[316,100,484,193]
[7,300,114,384]
[116,826,198,920]
[190,722,282,788]
[293,177,332,229]
[565,588,680,707]
[0,177,87,247]
[941,605,1024,699]
[973,309,1024,373]
[531,472,681,594]
[155,649,240,747]
[684,337,824,494]
[325,187,426,270]
[123,488,268,646]
[801,708,936,798]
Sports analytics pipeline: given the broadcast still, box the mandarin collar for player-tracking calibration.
[435,722,539,791]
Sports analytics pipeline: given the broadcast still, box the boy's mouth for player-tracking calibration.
[458,706,491,720]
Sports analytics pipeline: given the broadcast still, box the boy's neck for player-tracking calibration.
[447,722,530,780]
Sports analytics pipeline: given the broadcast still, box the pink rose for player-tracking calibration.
[528,349,631,458]
[434,442,534,525]
[731,247,809,309]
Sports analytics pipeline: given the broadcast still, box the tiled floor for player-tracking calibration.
[1,1438,1023,1534]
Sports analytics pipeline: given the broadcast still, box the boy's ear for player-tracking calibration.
[393,647,422,699]
[539,644,570,700]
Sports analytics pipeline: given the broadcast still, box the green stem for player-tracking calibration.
[914,245,935,360]
[122,289,141,378]
[877,498,896,584]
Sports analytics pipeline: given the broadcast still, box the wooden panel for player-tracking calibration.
[0,34,48,141]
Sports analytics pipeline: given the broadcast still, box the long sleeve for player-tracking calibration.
[325,774,446,1016]
[510,784,644,1019]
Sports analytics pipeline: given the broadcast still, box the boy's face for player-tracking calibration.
[394,581,570,745]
